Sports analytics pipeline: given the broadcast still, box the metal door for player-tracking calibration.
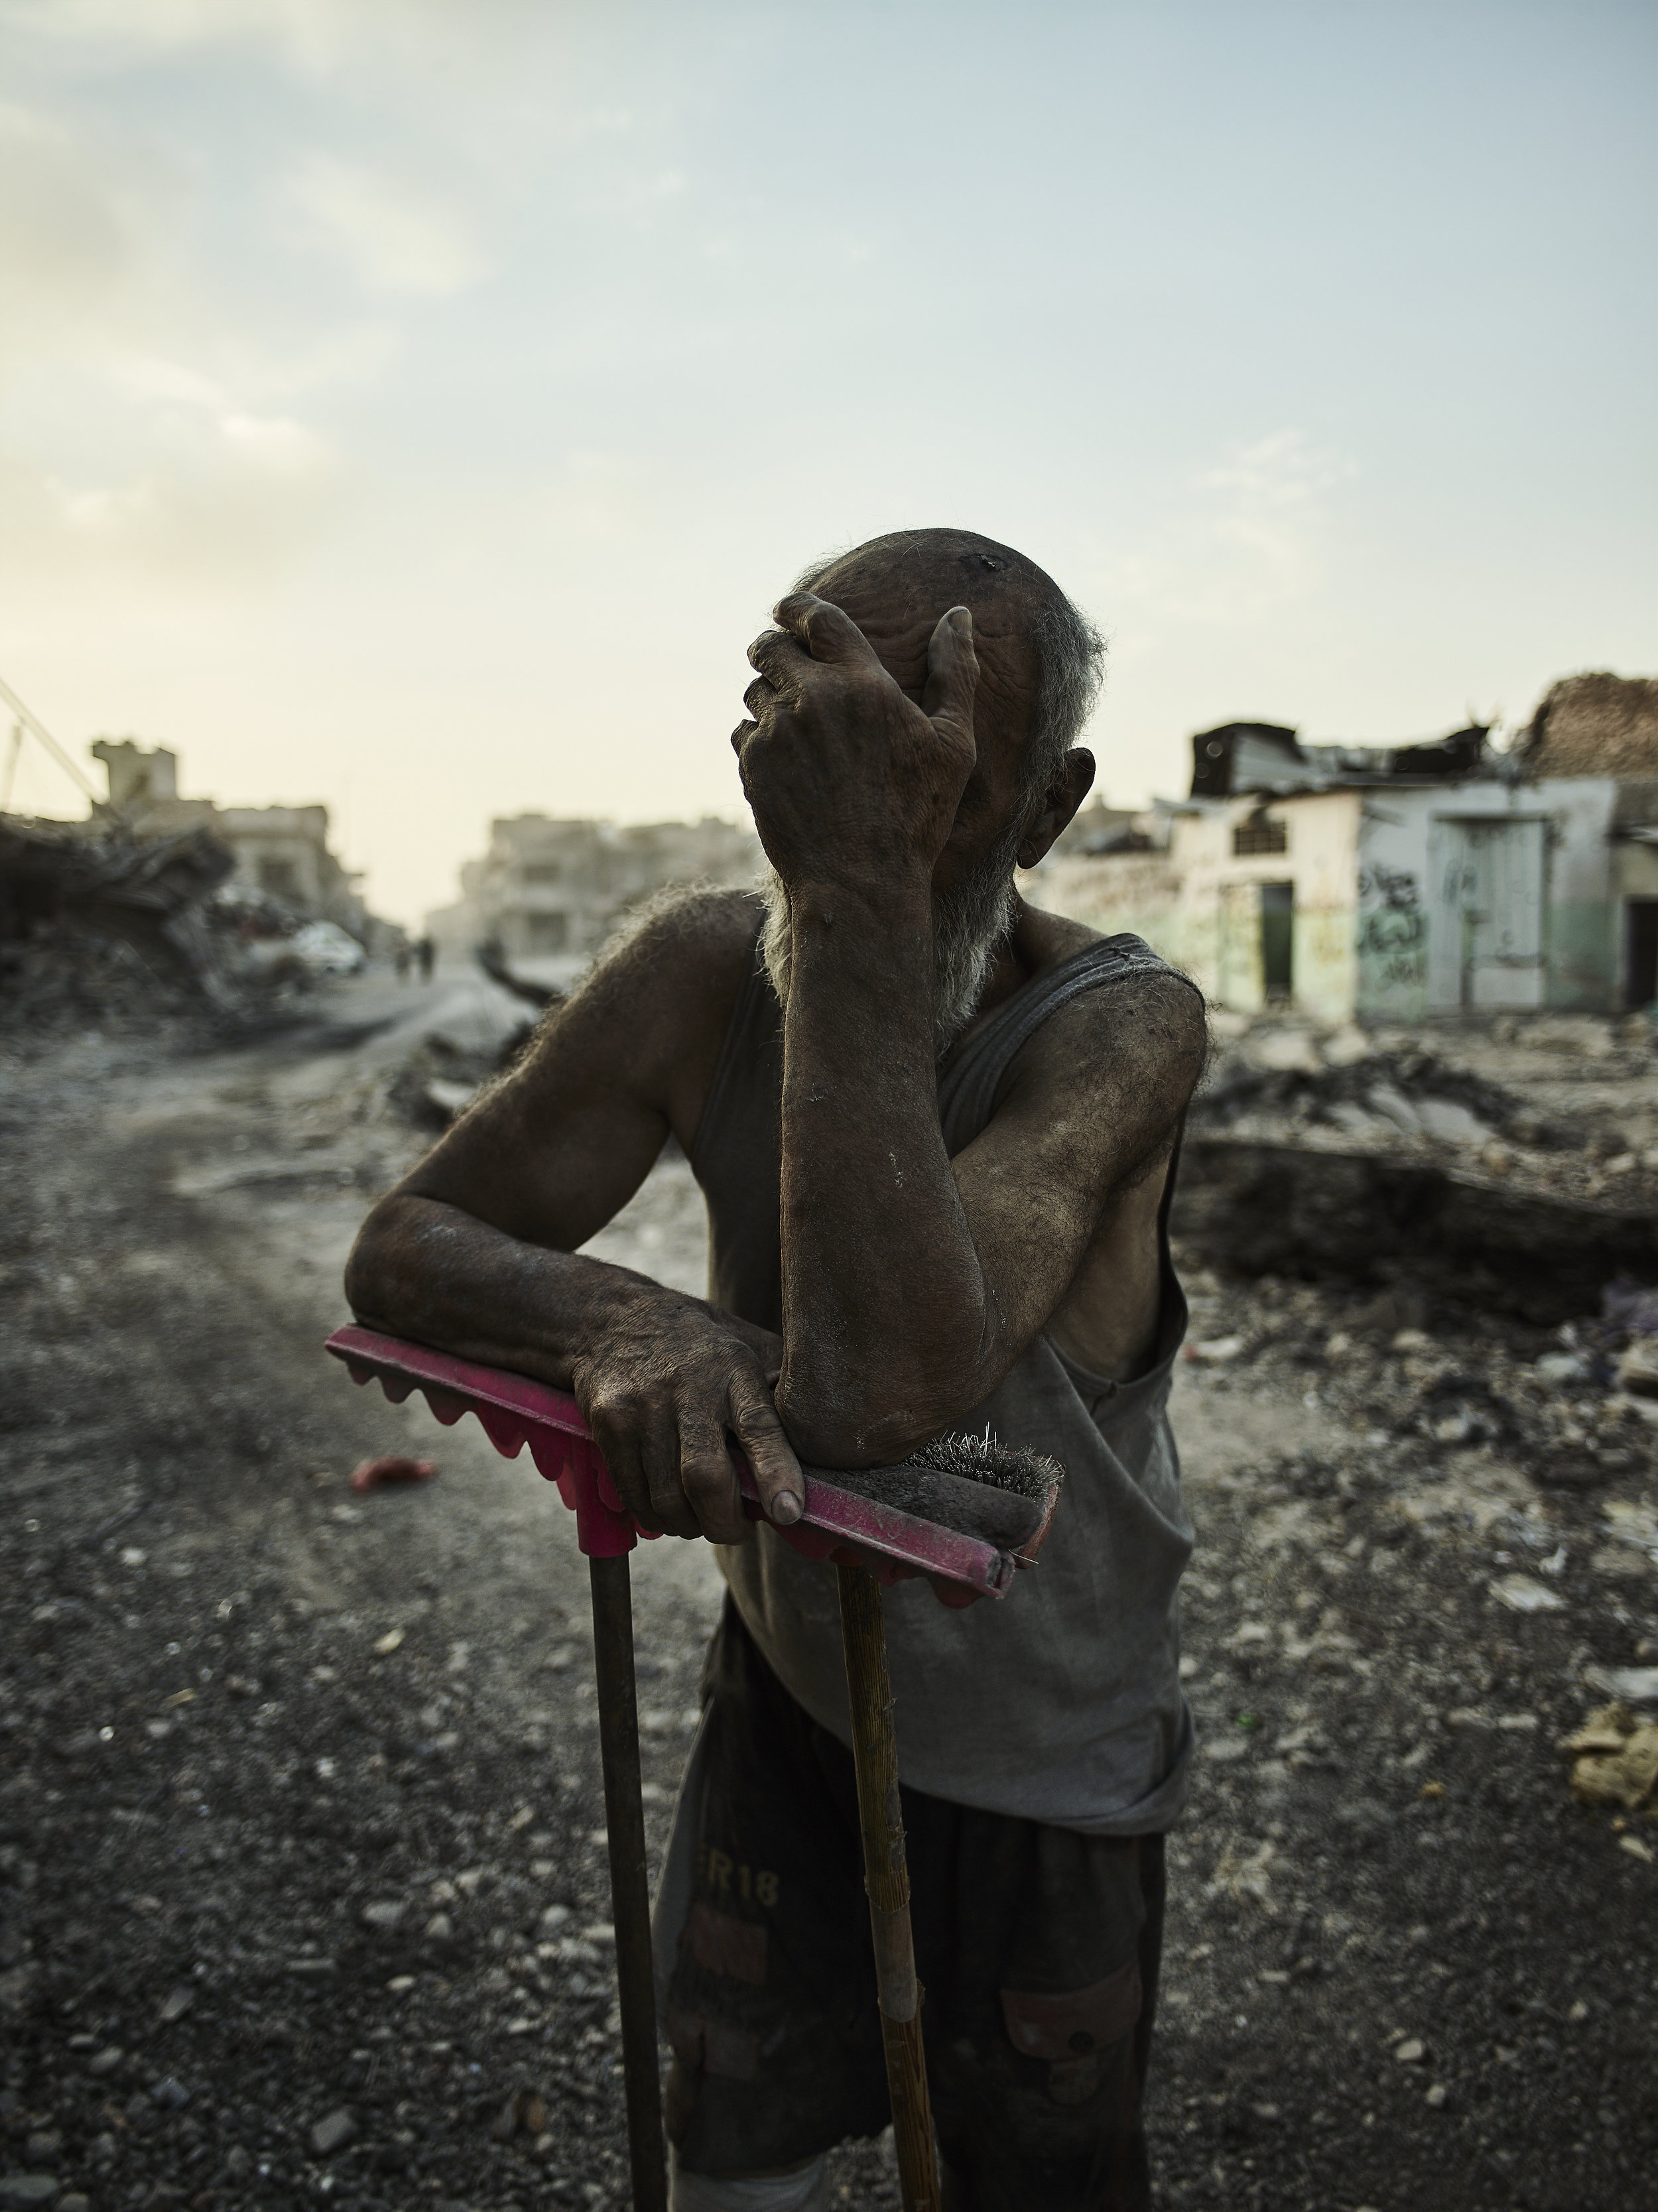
[1427,818,1547,1010]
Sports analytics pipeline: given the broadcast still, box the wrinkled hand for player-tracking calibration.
[569,1288,801,1543]
[732,591,979,895]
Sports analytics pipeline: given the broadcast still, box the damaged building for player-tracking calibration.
[425,812,763,983]
[1026,672,1658,1020]
[90,739,369,938]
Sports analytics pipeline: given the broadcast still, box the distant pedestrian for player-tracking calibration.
[416,936,436,981]
[395,942,411,981]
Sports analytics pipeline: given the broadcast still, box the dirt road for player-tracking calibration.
[3,982,1654,2211]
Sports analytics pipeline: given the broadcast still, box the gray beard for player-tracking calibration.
[758,816,1021,1056]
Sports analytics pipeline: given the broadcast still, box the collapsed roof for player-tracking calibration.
[1190,721,1491,800]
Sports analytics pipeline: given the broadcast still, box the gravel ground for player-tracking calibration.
[2,980,1655,2212]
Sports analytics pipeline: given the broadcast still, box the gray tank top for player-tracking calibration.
[689,916,1198,1836]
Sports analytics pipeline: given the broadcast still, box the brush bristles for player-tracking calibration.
[909,1431,1063,1499]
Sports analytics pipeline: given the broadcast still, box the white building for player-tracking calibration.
[1025,676,1658,1021]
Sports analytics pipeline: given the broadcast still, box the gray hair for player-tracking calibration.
[1023,596,1105,808]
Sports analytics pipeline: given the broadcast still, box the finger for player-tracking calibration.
[676,1408,746,1546]
[638,1412,702,1538]
[746,627,812,686]
[727,1370,804,1526]
[771,590,879,668]
[592,1399,694,1538]
[587,1406,663,1533]
[730,718,757,757]
[742,675,779,721]
[923,605,979,745]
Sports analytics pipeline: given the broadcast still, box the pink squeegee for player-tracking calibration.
[325,1322,1060,2212]
[325,1324,1052,1596]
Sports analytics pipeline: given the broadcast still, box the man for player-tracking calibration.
[346,528,1206,2211]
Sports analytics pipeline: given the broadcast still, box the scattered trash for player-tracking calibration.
[348,1456,439,1493]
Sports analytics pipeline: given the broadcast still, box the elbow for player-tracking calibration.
[777,1366,984,1471]
[343,1195,407,1325]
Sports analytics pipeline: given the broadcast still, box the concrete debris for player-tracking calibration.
[1174,1018,1657,1314]
[1584,1665,1658,1707]
[1560,1703,1658,1808]
[1491,1574,1565,1613]
[388,1022,533,1130]
[0,816,367,1035]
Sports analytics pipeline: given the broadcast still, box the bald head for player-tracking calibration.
[796,527,1104,804]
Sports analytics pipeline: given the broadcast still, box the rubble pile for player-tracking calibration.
[1,818,237,1031]
[0,818,359,1041]
[385,949,547,1129]
[1177,1017,1658,1314]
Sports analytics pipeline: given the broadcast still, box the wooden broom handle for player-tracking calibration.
[836,1562,942,2212]
[589,1553,668,2212]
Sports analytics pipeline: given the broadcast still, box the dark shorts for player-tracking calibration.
[662,1599,1165,2212]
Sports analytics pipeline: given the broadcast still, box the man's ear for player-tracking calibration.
[1017,750,1095,871]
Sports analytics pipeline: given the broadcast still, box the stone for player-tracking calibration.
[361,1900,405,1934]
[87,2046,123,2077]
[424,1911,454,1940]
[151,2075,189,2109]
[310,2107,357,2156]
[1245,1029,1323,1074]
[1394,2038,1425,2063]
[0,2182,61,2209]
[1490,1574,1564,1614]
[537,1904,572,1937]
[159,1985,195,2023]
[1415,1097,1490,1146]
[58,2199,90,2212]
[23,2136,61,2164]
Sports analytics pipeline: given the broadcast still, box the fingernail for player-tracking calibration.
[772,1491,802,1526]
[948,607,973,636]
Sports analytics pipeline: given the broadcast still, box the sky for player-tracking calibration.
[1,0,1654,926]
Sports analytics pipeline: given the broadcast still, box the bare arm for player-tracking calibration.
[344,893,805,1540]
[736,594,1204,1465]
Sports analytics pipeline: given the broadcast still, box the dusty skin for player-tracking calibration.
[2,969,1655,2210]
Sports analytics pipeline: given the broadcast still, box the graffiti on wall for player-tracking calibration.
[1358,863,1426,992]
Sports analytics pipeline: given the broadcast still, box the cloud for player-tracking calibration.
[4,0,438,72]
[0,101,179,371]
[1089,429,1359,650]
[287,152,484,295]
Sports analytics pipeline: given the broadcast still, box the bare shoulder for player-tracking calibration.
[999,962,1209,1150]
[512,885,763,1131]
